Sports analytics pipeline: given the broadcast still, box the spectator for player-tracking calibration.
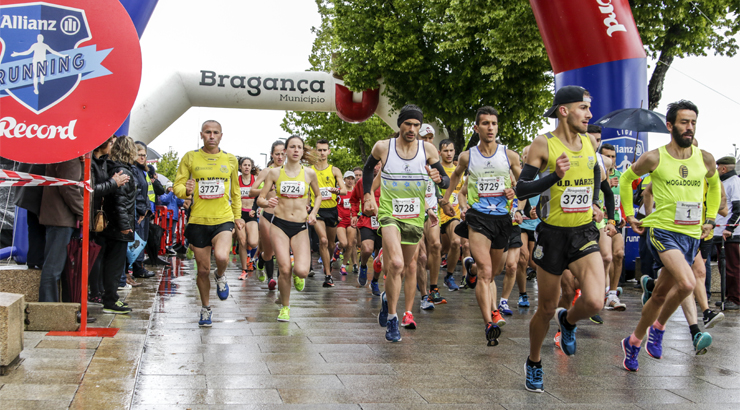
[38,158,84,302]
[131,142,154,279]
[159,182,185,255]
[14,163,46,269]
[714,156,740,310]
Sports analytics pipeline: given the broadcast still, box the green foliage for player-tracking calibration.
[156,148,179,182]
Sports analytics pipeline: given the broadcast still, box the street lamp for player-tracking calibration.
[260,153,268,167]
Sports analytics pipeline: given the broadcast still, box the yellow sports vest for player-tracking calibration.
[440,164,462,224]
[145,174,155,203]
[538,133,596,227]
[311,165,337,208]
[642,146,705,239]
[276,166,309,200]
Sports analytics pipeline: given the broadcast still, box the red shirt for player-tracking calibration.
[350,178,381,230]
[337,192,352,221]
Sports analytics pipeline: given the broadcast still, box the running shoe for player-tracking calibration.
[626,278,638,284]
[554,331,561,348]
[373,250,383,274]
[518,294,530,308]
[703,310,724,329]
[444,274,459,291]
[492,310,506,327]
[526,267,537,280]
[323,275,335,287]
[572,289,581,306]
[606,294,626,311]
[499,300,513,316]
[340,265,348,276]
[646,326,664,359]
[308,268,315,277]
[640,275,653,306]
[257,254,265,270]
[88,296,103,306]
[318,256,323,265]
[693,331,712,355]
[429,288,447,304]
[556,308,577,356]
[524,361,544,393]
[440,255,447,270]
[353,264,358,275]
[590,314,604,324]
[333,244,341,261]
[386,316,401,342]
[239,270,249,280]
[277,306,290,322]
[485,322,501,346]
[215,274,229,300]
[247,258,255,272]
[198,307,212,327]
[293,274,305,292]
[370,281,381,296]
[358,265,368,287]
[420,295,435,310]
[291,254,295,267]
[616,286,623,297]
[401,311,417,329]
[103,300,132,314]
[463,257,477,289]
[378,291,388,326]
[268,278,277,291]
[257,269,266,282]
[622,337,640,371]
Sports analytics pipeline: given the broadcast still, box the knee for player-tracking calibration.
[293,265,308,278]
[213,249,229,264]
[582,295,604,315]
[614,248,625,261]
[506,262,517,276]
[338,239,348,249]
[248,238,259,249]
[417,253,427,268]
[602,253,613,265]
[451,237,461,249]
[277,261,292,275]
[319,236,329,248]
[361,243,373,256]
[428,241,441,254]
[388,257,404,273]
[678,276,697,295]
[477,264,492,279]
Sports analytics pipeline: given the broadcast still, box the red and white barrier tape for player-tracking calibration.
[0,169,93,192]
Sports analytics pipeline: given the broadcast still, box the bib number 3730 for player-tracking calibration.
[199,180,225,199]
[675,201,701,225]
[560,187,592,213]
[392,198,421,219]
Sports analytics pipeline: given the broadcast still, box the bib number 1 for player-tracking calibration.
[675,201,701,225]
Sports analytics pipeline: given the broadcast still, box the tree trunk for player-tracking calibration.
[445,125,466,155]
[357,134,367,161]
[647,25,679,110]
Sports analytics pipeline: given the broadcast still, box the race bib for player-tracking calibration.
[560,187,592,213]
[614,194,621,212]
[675,201,701,225]
[370,216,380,229]
[343,198,351,209]
[320,187,333,200]
[477,176,506,197]
[199,180,225,199]
[280,180,305,198]
[392,198,421,219]
[426,179,435,198]
[240,187,250,198]
[450,192,458,205]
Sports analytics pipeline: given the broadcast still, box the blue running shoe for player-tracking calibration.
[499,300,513,316]
[640,275,653,306]
[378,291,388,327]
[370,281,381,296]
[524,361,544,393]
[693,332,712,355]
[420,295,435,310]
[444,274,459,291]
[215,274,229,301]
[358,265,368,287]
[646,326,664,359]
[463,257,477,289]
[556,308,577,356]
[198,307,212,327]
[622,337,640,372]
[518,294,530,308]
[386,316,401,342]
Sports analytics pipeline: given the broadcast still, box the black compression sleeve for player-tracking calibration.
[728,200,740,233]
[252,198,259,212]
[363,155,380,195]
[601,179,614,219]
[592,162,601,205]
[515,164,561,199]
[429,161,450,189]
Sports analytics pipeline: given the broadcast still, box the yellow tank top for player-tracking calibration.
[276,166,308,200]
[642,145,705,239]
[538,133,596,227]
[440,164,462,224]
[178,149,240,226]
[311,165,337,208]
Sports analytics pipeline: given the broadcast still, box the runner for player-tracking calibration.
[438,139,463,291]
[517,144,540,309]
[350,162,382,295]
[498,194,526,316]
[249,140,286,289]
[337,171,358,275]
[174,120,243,327]
[362,104,450,342]
[514,86,606,393]
[257,135,321,322]
[236,157,259,280]
[311,139,347,288]
[441,106,522,347]
[619,100,721,372]
[599,141,628,310]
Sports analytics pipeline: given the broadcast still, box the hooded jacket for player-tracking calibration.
[103,161,137,242]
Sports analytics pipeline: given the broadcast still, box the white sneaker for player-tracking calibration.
[606,294,626,311]
[118,283,132,290]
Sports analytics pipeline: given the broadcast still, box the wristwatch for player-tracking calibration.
[608,219,616,226]
[705,219,716,229]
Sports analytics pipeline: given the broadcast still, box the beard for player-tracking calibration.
[672,127,694,148]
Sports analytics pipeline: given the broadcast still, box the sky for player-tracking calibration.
[136,0,740,168]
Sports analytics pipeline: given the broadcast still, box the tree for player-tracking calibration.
[156,148,179,182]
[630,0,740,109]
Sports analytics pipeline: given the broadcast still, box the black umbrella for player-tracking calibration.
[594,108,669,134]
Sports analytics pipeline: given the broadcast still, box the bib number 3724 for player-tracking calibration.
[392,198,421,219]
[199,180,225,199]
[560,187,592,213]
[675,201,701,225]
[280,181,305,198]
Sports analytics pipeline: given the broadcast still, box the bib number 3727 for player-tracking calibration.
[392,198,421,219]
[199,180,225,199]
[675,201,701,225]
[560,187,592,213]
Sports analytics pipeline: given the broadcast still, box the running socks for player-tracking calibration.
[203,305,211,310]
[265,259,275,279]
[652,320,666,331]
[526,357,542,368]
[628,333,642,347]
[561,311,576,330]
[689,324,700,339]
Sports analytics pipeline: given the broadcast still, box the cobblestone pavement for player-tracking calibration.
[2,253,739,409]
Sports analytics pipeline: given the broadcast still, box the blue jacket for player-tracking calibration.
[132,163,150,217]
[159,191,184,221]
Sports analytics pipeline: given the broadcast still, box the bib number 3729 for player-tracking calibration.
[478,176,505,197]
[199,180,225,199]
[560,187,592,213]
[675,201,701,225]
[392,198,421,219]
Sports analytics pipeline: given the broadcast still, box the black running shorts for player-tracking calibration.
[185,222,235,249]
[532,221,600,276]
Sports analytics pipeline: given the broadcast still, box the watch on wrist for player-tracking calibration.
[608,219,616,226]
[705,219,716,229]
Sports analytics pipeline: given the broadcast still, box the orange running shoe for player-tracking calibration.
[373,249,383,274]
[572,289,581,306]
[239,270,249,280]
[401,311,417,329]
[492,310,506,327]
[554,330,561,348]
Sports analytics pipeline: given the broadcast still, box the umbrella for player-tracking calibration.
[594,108,669,134]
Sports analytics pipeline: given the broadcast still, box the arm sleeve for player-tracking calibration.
[363,156,380,194]
[429,161,450,190]
[601,179,615,219]
[592,162,601,205]
[727,199,740,233]
[251,198,259,212]
[619,167,640,218]
[173,152,191,200]
[515,164,561,199]
[704,171,720,222]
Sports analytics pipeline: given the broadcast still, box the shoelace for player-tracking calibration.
[527,367,543,383]
[561,326,577,343]
[625,343,640,360]
[649,328,663,345]
[201,310,210,321]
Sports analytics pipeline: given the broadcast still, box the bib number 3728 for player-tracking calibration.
[199,180,225,199]
[560,187,592,213]
[675,201,701,225]
[392,198,421,219]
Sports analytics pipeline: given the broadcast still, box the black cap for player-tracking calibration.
[717,156,736,165]
[544,85,590,118]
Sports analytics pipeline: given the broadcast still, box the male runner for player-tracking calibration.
[350,162,382,295]
[311,139,347,287]
[517,145,540,308]
[438,139,462,291]
[441,106,522,347]
[619,100,721,371]
[174,120,244,327]
[599,142,627,310]
[514,86,606,392]
[362,105,449,342]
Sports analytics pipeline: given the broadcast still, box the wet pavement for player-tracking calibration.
[1,252,739,409]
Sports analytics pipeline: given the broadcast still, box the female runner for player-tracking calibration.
[257,136,321,322]
[249,140,286,289]
[336,171,358,275]
[237,157,260,280]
